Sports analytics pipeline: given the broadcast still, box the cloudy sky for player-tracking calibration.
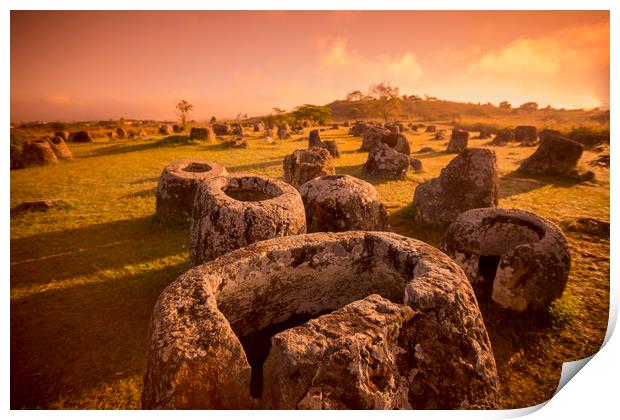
[10,10,609,122]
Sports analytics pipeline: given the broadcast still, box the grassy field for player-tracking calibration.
[10,127,610,409]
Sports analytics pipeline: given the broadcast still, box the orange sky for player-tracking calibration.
[10,10,609,122]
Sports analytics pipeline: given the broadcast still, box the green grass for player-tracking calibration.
[10,127,610,409]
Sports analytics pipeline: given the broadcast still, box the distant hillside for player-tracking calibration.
[326,98,610,132]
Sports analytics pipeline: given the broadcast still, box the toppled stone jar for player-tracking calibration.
[155,160,227,221]
[518,136,583,176]
[299,174,388,232]
[190,174,306,265]
[143,232,500,409]
[440,208,571,312]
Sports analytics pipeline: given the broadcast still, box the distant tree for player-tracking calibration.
[346,90,364,102]
[365,82,402,122]
[210,116,217,124]
[293,104,332,125]
[271,107,290,125]
[518,102,539,112]
[176,100,194,127]
[498,101,512,110]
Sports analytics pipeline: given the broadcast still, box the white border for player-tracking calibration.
[2,1,616,418]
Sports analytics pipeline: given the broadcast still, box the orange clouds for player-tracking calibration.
[10,11,609,121]
[444,21,610,109]
[318,38,423,98]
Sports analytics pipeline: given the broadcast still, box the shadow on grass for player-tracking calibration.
[10,216,189,289]
[388,202,445,246]
[11,260,187,409]
[479,299,558,367]
[500,170,590,199]
[88,136,221,157]
[227,158,286,173]
[120,188,157,199]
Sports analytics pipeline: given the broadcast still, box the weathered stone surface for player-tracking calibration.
[277,124,290,140]
[514,125,538,146]
[116,127,128,139]
[307,130,341,158]
[440,208,571,312]
[413,148,499,227]
[14,199,67,212]
[362,144,410,180]
[362,128,410,155]
[410,157,423,173]
[386,124,400,133]
[299,175,388,232]
[189,127,215,141]
[21,140,59,167]
[539,129,562,142]
[136,129,148,140]
[283,148,336,189]
[232,124,243,136]
[54,131,70,141]
[222,137,248,149]
[447,129,469,153]
[68,131,92,143]
[490,130,515,146]
[567,169,595,183]
[190,175,306,265]
[382,132,411,155]
[434,131,446,140]
[478,129,492,139]
[518,136,583,176]
[425,125,436,133]
[212,123,230,136]
[143,231,499,409]
[308,129,321,147]
[158,124,174,135]
[10,144,24,170]
[47,136,73,160]
[155,160,227,221]
[321,140,340,158]
[561,217,610,238]
[417,146,434,153]
[350,123,370,137]
[361,126,390,151]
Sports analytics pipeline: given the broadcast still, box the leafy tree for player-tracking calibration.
[518,102,539,112]
[272,107,289,125]
[365,82,402,122]
[292,104,332,125]
[176,99,194,127]
[498,101,512,110]
[346,90,364,102]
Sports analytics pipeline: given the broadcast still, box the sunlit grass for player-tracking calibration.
[10,127,609,409]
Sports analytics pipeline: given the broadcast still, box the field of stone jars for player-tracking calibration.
[10,122,610,409]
